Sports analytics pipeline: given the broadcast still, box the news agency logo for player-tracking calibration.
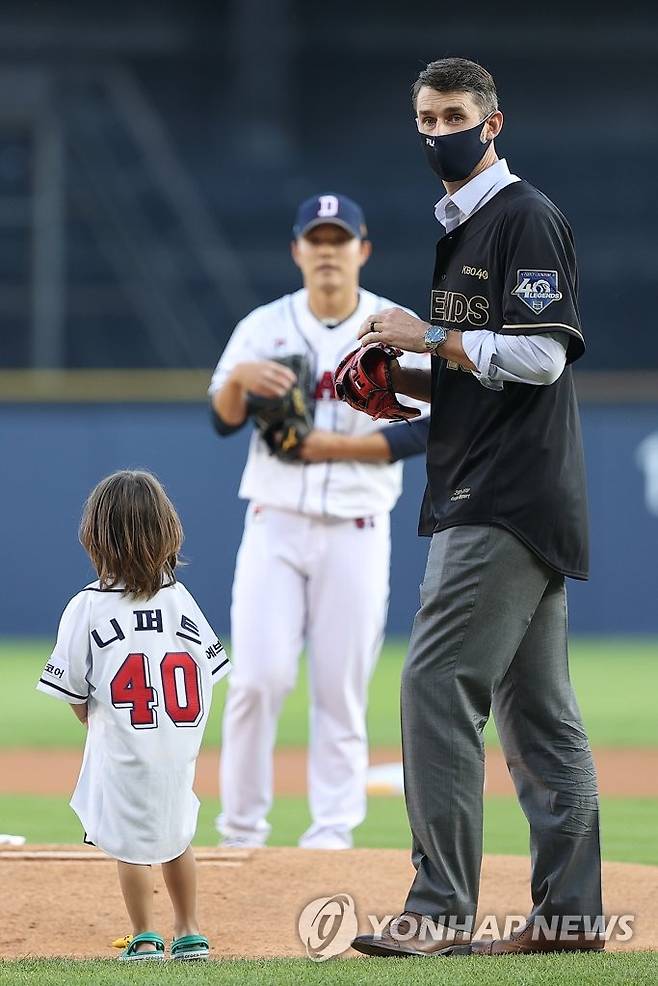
[296,895,635,961]
[297,894,358,961]
[512,269,562,313]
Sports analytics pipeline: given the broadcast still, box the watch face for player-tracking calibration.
[426,326,447,347]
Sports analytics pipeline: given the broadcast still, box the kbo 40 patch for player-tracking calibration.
[511,269,562,314]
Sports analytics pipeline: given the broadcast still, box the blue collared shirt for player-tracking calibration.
[434,158,520,232]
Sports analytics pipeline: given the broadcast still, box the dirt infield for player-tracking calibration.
[0,846,655,958]
[2,746,657,797]
[3,746,655,959]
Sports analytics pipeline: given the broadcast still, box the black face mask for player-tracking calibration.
[420,115,493,182]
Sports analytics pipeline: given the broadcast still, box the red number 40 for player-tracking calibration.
[110,651,202,729]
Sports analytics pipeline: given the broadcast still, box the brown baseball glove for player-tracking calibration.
[333,343,421,421]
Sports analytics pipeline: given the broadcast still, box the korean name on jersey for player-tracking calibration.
[36,581,230,864]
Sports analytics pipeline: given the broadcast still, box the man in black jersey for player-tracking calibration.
[351,58,603,957]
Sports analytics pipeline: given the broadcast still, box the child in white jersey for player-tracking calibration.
[37,470,230,961]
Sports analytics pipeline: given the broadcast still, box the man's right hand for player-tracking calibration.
[231,361,297,399]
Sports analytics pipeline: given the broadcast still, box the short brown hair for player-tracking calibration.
[412,57,498,116]
[79,470,183,600]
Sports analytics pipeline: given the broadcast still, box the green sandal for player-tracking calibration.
[171,933,210,961]
[119,931,166,962]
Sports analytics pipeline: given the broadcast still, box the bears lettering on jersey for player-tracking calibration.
[208,288,428,518]
[315,370,336,400]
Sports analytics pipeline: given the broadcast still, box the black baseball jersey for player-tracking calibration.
[420,180,589,579]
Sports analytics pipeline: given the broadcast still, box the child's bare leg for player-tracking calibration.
[117,861,156,952]
[161,845,200,938]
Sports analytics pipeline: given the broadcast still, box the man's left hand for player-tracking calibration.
[359,308,429,353]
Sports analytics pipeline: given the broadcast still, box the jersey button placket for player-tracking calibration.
[304,514,322,582]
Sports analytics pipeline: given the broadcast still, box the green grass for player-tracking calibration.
[4,636,657,866]
[3,637,658,749]
[1,953,657,986]
[2,793,657,865]
[3,639,657,981]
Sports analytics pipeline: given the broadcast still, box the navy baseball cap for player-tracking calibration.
[293,193,367,240]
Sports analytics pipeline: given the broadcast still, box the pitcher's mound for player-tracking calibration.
[1,846,655,958]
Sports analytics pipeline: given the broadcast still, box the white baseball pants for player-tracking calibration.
[217,504,390,848]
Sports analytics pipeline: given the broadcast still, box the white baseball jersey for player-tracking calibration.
[36,579,230,864]
[208,288,430,518]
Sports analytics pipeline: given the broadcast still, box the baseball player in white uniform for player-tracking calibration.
[209,193,429,850]
[36,470,230,961]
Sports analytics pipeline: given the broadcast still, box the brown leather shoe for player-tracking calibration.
[461,922,606,955]
[351,912,470,957]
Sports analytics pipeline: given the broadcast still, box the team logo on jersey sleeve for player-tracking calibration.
[511,270,562,313]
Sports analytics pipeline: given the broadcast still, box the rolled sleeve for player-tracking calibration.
[463,330,568,389]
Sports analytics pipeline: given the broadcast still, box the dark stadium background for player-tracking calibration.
[1,0,656,636]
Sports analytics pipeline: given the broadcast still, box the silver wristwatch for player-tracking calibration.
[424,324,449,354]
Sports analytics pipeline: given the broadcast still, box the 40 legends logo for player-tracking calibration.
[511,269,562,313]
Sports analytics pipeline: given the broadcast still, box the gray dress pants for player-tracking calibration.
[402,525,602,927]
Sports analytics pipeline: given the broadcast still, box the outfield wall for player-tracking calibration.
[1,402,657,636]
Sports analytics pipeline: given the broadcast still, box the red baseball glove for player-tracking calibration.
[333,343,421,421]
